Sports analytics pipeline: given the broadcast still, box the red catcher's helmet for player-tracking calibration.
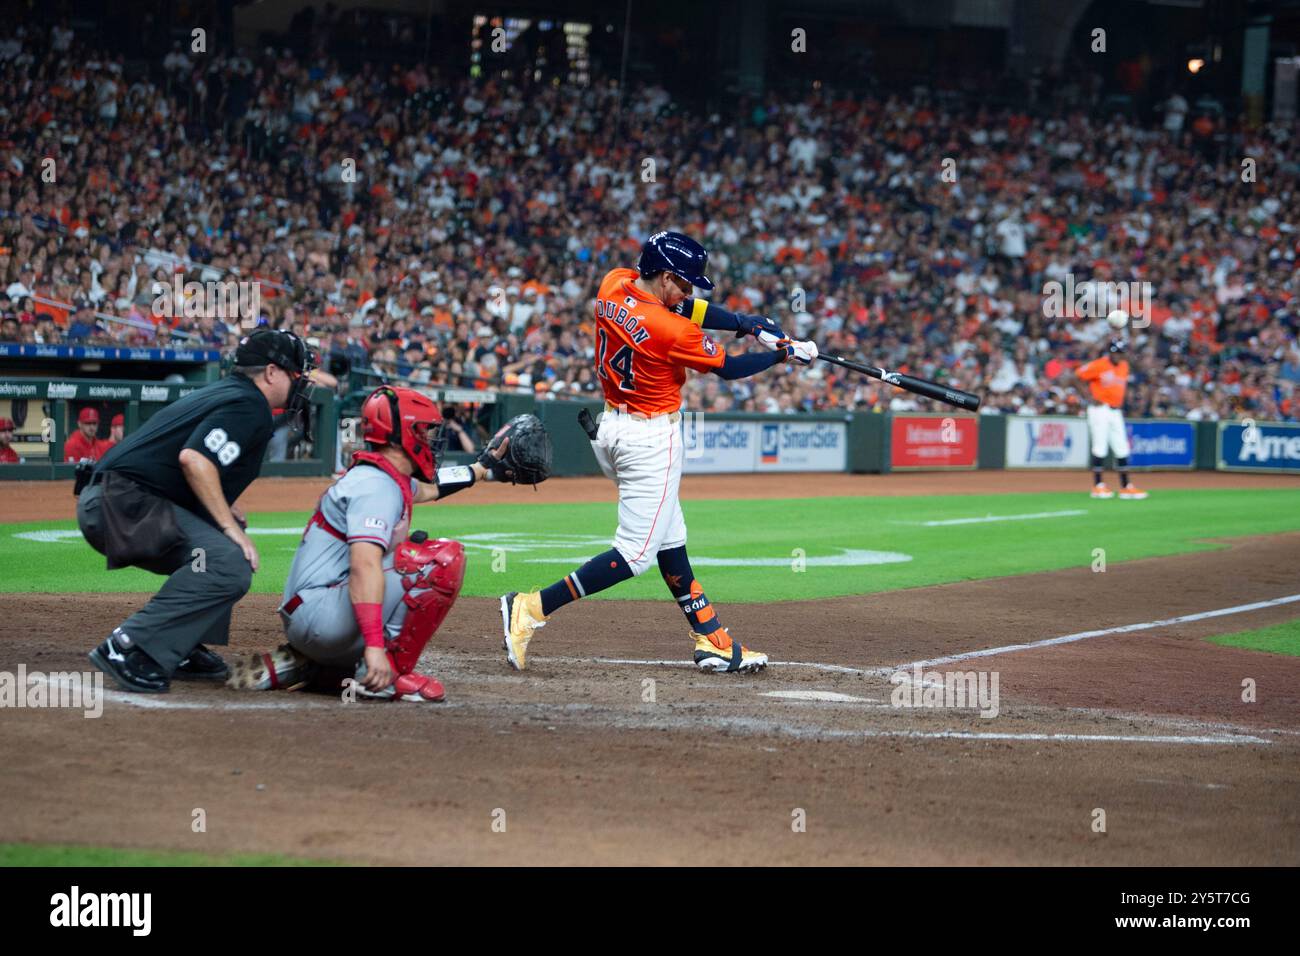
[360,386,444,482]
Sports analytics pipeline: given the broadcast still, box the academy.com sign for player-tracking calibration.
[140,385,172,402]
[1005,417,1089,468]
[1218,420,1300,473]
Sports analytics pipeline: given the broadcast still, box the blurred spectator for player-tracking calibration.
[0,416,20,463]
[0,32,1293,425]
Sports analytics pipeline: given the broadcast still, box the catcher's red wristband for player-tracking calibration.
[353,602,385,649]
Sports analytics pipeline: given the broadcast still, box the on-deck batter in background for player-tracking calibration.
[1078,337,1148,501]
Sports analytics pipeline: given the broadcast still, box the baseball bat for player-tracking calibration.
[817,353,982,411]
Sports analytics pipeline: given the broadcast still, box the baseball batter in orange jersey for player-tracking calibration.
[501,231,818,673]
[1077,338,1147,499]
[591,266,726,415]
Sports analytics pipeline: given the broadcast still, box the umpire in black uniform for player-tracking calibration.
[79,329,315,693]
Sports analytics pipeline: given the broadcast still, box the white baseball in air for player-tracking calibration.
[1107,309,1129,330]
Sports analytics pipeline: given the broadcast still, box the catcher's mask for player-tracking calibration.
[235,328,317,439]
[361,385,445,482]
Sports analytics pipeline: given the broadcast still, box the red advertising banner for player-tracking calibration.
[890,415,979,469]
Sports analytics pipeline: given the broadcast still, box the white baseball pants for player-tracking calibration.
[592,409,687,577]
[1086,403,1130,459]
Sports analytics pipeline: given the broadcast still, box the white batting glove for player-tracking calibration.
[755,330,788,352]
[787,339,818,366]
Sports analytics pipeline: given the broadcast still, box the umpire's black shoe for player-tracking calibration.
[89,631,169,694]
[175,644,230,682]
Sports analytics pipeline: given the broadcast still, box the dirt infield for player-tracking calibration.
[2,530,1298,865]
[1,468,1295,522]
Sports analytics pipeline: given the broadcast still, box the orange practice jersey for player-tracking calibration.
[1077,356,1129,408]
[593,268,725,416]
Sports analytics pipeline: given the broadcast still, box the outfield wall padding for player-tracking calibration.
[4,375,1289,479]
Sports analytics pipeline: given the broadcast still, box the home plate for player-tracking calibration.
[762,690,880,704]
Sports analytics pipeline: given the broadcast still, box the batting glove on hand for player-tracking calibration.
[736,313,786,340]
[786,339,818,366]
[757,331,817,366]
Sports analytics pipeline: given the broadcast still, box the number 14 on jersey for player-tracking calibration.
[596,327,636,391]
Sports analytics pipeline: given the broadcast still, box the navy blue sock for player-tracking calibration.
[656,545,722,635]
[539,548,633,616]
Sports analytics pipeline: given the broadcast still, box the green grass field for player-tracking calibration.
[3,488,1298,603]
[1207,617,1300,657]
[0,843,336,866]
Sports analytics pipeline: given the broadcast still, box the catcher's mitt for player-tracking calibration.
[477,413,552,485]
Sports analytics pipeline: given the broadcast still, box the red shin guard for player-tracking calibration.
[388,536,465,674]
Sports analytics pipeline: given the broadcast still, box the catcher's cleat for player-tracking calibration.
[174,644,230,682]
[349,670,446,703]
[226,644,315,691]
[1118,484,1148,500]
[692,628,767,674]
[1090,482,1115,499]
[500,590,546,671]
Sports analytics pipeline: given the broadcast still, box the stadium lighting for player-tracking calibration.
[1187,58,1205,74]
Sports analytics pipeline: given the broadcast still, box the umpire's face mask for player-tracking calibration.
[279,366,316,441]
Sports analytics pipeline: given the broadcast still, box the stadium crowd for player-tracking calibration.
[1,23,1297,422]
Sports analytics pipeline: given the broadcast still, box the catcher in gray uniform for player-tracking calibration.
[228,386,551,702]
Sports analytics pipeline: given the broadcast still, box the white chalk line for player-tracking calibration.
[568,656,880,675]
[859,730,1267,746]
[76,660,1284,747]
[902,509,1088,527]
[96,691,1267,745]
[69,592,1300,746]
[761,690,884,704]
[896,593,1300,669]
[106,689,324,711]
[440,655,1287,744]
[1063,706,1300,739]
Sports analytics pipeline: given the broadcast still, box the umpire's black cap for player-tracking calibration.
[234,329,312,374]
